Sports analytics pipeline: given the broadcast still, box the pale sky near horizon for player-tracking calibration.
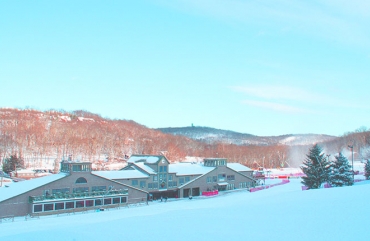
[1,0,369,136]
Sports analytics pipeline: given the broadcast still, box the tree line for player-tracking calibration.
[1,108,370,171]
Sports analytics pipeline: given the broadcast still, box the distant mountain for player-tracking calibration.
[156,126,336,146]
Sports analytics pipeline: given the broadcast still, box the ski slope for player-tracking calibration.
[0,178,368,241]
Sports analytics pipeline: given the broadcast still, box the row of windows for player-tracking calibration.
[206,174,235,183]
[227,183,235,190]
[227,175,235,181]
[159,166,167,173]
[148,183,158,189]
[153,174,174,181]
[204,160,227,167]
[239,182,249,188]
[179,177,191,185]
[134,175,186,188]
[168,181,177,188]
[50,186,109,196]
[206,176,218,183]
[33,196,127,213]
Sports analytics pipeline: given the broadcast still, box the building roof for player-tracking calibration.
[0,173,67,203]
[132,162,156,175]
[92,170,149,180]
[227,163,252,172]
[169,163,214,176]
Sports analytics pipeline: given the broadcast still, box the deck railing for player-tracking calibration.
[29,189,128,203]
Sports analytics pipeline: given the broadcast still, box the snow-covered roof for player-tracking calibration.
[127,155,162,164]
[133,163,156,175]
[0,173,67,203]
[227,163,252,172]
[169,163,214,176]
[92,170,149,180]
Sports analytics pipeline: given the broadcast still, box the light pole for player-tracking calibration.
[348,145,354,182]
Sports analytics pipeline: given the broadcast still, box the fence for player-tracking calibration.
[249,180,290,193]
[201,190,219,196]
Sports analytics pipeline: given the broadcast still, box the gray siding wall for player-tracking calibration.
[0,172,147,218]
[178,166,254,198]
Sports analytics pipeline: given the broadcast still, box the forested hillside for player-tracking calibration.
[1,108,369,170]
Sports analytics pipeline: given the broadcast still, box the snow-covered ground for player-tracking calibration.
[0,178,369,241]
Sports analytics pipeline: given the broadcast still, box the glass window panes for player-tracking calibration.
[33,204,42,212]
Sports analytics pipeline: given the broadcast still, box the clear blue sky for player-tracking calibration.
[1,0,369,136]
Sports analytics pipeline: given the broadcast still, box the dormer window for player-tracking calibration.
[75,177,87,184]
[204,158,227,167]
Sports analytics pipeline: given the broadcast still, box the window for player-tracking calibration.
[227,183,235,190]
[159,174,163,180]
[132,180,138,186]
[104,198,112,205]
[52,188,70,194]
[86,200,94,207]
[76,201,84,208]
[55,203,64,210]
[33,204,42,213]
[227,175,235,181]
[207,177,212,183]
[72,165,82,172]
[73,187,89,193]
[140,181,146,188]
[44,203,54,212]
[75,177,87,184]
[113,197,120,204]
[159,166,163,172]
[179,178,184,185]
[168,175,173,181]
[92,186,106,192]
[121,197,127,203]
[163,166,167,172]
[218,174,226,182]
[95,199,103,206]
[168,181,172,188]
[185,176,190,182]
[212,176,217,182]
[172,181,177,187]
[153,175,158,181]
[66,202,75,209]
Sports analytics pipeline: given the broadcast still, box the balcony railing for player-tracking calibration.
[29,189,128,203]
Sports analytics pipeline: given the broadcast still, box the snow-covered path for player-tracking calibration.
[0,179,368,241]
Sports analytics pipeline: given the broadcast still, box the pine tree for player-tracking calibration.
[365,160,370,180]
[301,144,330,189]
[2,155,25,174]
[328,152,354,187]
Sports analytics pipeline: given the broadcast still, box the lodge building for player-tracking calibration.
[0,155,255,218]
[95,155,256,199]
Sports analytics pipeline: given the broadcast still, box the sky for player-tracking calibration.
[1,177,369,241]
[1,0,369,136]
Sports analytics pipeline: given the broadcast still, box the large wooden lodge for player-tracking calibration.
[0,155,256,218]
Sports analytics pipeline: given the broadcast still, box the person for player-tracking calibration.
[164,196,168,202]
[160,196,163,202]
[189,195,192,200]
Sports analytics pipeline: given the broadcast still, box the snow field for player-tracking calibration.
[0,178,369,241]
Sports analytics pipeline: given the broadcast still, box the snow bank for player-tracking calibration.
[0,179,369,241]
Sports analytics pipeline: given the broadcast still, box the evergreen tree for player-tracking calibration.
[301,144,330,189]
[328,152,353,187]
[365,160,370,180]
[2,155,25,174]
